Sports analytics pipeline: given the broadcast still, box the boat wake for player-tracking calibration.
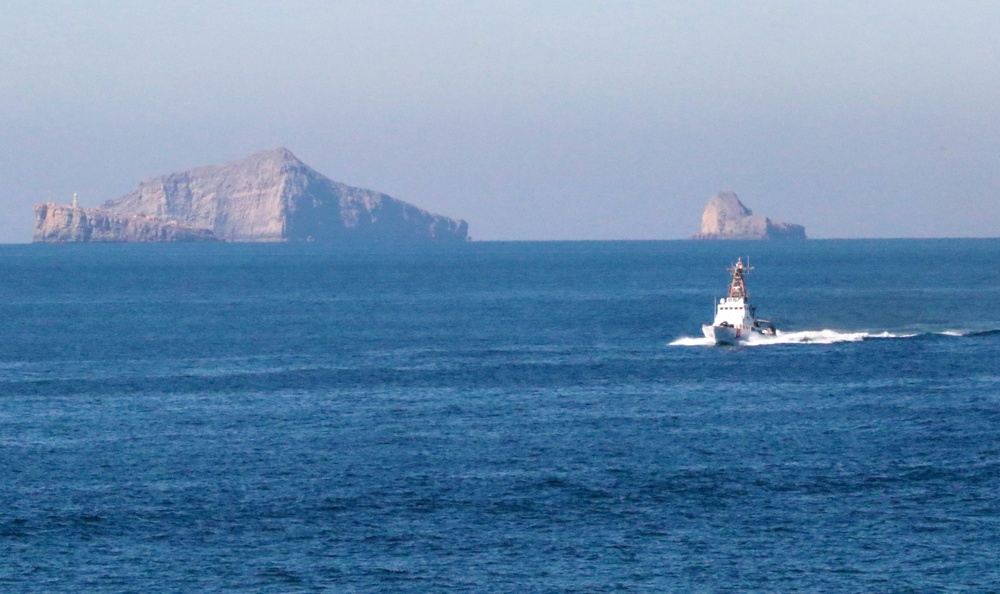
[670,330,892,346]
[668,328,998,347]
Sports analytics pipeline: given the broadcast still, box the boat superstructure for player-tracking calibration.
[701,257,775,345]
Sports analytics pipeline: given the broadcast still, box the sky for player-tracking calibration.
[2,0,1000,242]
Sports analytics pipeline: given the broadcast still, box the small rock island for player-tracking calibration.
[34,148,469,243]
[693,191,806,240]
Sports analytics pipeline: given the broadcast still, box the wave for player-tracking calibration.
[963,329,1000,338]
[669,328,1000,347]
[917,329,1000,339]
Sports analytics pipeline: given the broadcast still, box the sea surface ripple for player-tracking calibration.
[1,239,999,592]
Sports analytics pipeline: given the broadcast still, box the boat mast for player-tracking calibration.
[727,257,753,299]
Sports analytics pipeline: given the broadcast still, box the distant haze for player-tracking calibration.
[3,1,1000,242]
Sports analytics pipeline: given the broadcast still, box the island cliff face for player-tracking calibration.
[33,203,216,242]
[693,191,805,240]
[34,148,469,243]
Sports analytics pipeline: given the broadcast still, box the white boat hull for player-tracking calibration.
[702,324,743,345]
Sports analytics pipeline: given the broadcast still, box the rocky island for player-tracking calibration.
[693,191,805,240]
[34,148,469,243]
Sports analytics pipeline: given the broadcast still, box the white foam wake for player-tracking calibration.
[669,336,715,346]
[938,330,966,337]
[745,329,908,345]
[669,329,912,347]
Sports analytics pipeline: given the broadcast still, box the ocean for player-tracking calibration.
[1,239,999,592]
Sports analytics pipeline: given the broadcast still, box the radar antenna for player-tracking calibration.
[727,257,753,299]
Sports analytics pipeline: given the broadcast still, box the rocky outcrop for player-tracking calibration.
[692,191,805,240]
[33,203,216,242]
[33,148,469,243]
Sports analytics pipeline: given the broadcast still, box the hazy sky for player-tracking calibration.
[3,1,1000,241]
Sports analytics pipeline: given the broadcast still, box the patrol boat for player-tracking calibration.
[702,257,776,345]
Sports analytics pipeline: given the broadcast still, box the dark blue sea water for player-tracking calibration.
[2,239,999,592]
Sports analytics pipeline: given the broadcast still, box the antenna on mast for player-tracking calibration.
[72,193,79,209]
